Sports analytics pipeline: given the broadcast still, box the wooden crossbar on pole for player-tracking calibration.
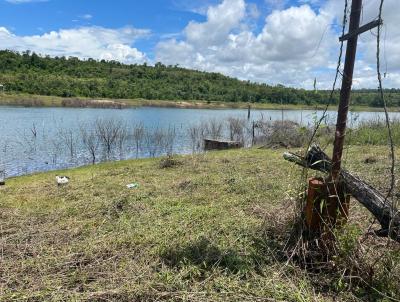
[339,19,382,42]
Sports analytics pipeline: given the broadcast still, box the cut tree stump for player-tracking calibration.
[283,144,400,243]
[305,177,326,232]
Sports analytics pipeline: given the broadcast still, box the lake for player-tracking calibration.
[0,106,398,178]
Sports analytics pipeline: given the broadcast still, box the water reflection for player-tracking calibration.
[0,106,398,178]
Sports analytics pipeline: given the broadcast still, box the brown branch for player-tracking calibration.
[283,145,400,243]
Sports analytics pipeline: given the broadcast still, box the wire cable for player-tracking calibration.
[376,0,395,205]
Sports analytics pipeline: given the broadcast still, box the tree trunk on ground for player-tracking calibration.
[283,145,400,243]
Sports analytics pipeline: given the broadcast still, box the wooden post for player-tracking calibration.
[304,178,350,238]
[252,121,255,146]
[331,0,363,181]
[305,178,326,232]
[0,169,5,186]
[331,3,382,181]
[305,0,381,237]
[247,104,251,120]
[325,0,363,230]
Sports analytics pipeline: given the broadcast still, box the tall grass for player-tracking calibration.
[348,118,400,145]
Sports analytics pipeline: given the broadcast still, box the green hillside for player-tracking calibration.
[0,50,399,107]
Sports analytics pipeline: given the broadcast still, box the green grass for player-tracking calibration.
[348,119,400,145]
[0,147,399,301]
[1,92,400,111]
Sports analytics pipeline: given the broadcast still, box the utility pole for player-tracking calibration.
[299,0,384,238]
[331,0,382,181]
[325,0,383,228]
[283,0,391,244]
[331,0,362,181]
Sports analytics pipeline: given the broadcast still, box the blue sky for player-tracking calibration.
[0,0,398,88]
[0,0,311,34]
[0,0,306,57]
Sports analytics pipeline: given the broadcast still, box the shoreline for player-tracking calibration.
[0,93,399,112]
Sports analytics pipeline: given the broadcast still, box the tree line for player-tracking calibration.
[0,50,399,107]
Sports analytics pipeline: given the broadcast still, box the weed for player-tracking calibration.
[0,147,399,301]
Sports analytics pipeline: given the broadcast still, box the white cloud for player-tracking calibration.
[171,0,219,16]
[255,5,332,62]
[184,0,246,47]
[325,0,400,88]
[2,0,400,88]
[156,0,335,88]
[0,26,150,64]
[155,0,400,89]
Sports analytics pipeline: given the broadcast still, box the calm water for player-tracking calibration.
[0,106,398,178]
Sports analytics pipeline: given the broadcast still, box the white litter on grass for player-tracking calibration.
[126,183,139,189]
[56,175,69,186]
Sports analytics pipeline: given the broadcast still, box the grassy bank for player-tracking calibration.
[1,147,399,301]
[1,92,400,111]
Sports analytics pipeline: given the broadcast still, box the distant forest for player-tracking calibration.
[0,50,399,107]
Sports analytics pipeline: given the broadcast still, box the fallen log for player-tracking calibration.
[283,144,400,243]
[204,139,243,151]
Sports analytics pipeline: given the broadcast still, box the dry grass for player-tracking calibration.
[2,92,400,112]
[0,147,399,301]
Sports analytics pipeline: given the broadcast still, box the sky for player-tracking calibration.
[0,0,399,89]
